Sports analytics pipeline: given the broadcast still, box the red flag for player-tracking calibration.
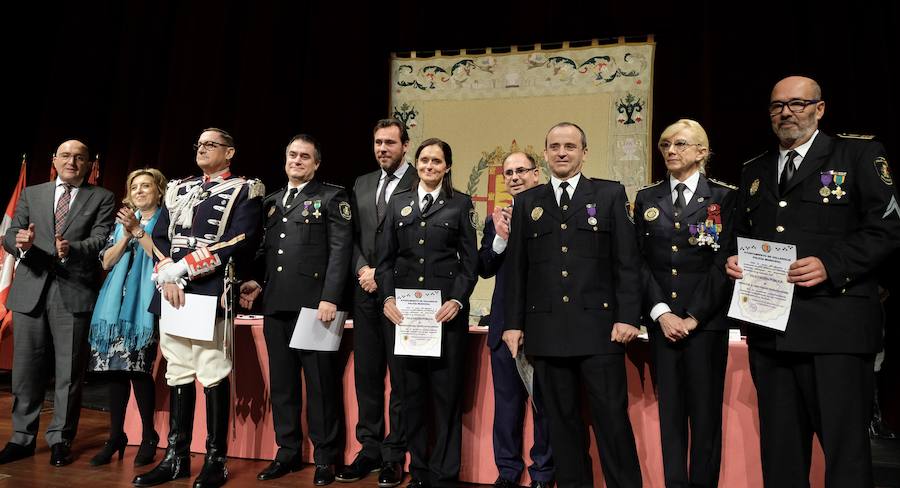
[88,155,100,185]
[0,157,27,336]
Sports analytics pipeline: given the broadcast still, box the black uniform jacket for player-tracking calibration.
[375,187,478,311]
[254,179,353,314]
[503,178,642,357]
[734,132,900,353]
[634,175,737,330]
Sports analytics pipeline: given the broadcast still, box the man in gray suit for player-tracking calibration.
[0,139,116,467]
[336,119,415,487]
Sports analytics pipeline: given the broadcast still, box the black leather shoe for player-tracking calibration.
[377,461,403,487]
[314,464,336,486]
[0,442,35,464]
[257,459,303,481]
[494,478,519,488]
[336,455,380,482]
[530,481,554,488]
[407,479,430,488]
[50,442,74,467]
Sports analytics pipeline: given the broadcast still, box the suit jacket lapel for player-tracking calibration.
[60,184,95,236]
[783,133,833,196]
[681,175,711,221]
[539,183,562,222]
[655,181,675,221]
[564,179,596,222]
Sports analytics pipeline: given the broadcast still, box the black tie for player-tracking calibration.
[779,150,798,196]
[422,193,434,214]
[284,187,298,208]
[559,181,571,212]
[674,182,687,216]
[376,173,395,222]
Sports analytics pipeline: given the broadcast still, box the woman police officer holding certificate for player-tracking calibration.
[632,119,737,488]
[376,137,478,488]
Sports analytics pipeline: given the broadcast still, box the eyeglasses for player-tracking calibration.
[503,166,537,177]
[768,99,820,116]
[55,153,88,163]
[193,141,231,152]
[658,140,701,152]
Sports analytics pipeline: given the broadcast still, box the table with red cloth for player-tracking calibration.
[124,318,826,487]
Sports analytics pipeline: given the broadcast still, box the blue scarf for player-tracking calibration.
[89,208,160,355]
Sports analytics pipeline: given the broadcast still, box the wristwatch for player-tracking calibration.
[132,228,145,239]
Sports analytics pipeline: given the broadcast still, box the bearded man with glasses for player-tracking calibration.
[726,76,900,487]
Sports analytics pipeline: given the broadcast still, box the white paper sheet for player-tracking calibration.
[160,293,218,341]
[394,288,442,357]
[727,237,797,331]
[289,307,348,352]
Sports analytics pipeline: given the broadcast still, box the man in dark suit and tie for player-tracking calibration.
[478,152,554,488]
[0,139,116,467]
[504,123,642,488]
[336,118,414,487]
[726,75,900,487]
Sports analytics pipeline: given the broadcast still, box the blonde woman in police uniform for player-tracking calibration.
[633,119,736,488]
[376,137,478,488]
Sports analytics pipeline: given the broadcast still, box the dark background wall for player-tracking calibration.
[2,0,898,424]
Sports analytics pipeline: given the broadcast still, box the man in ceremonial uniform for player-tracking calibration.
[726,76,900,487]
[477,152,554,488]
[134,128,263,488]
[503,123,642,488]
[240,134,353,486]
[337,119,414,486]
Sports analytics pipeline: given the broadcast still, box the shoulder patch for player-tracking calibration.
[708,178,738,190]
[339,201,352,220]
[837,133,876,140]
[469,208,479,229]
[247,178,266,199]
[874,156,893,186]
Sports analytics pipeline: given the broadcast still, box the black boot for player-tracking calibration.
[870,379,897,439]
[133,384,196,487]
[193,378,230,488]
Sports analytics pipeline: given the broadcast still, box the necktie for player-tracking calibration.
[284,188,298,208]
[54,184,72,235]
[674,182,687,216]
[376,173,395,222]
[779,150,799,196]
[559,181,571,212]
[422,193,434,214]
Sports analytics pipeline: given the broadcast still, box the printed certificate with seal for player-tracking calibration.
[727,237,797,331]
[394,288,442,357]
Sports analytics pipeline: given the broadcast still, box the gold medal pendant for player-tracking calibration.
[819,186,832,197]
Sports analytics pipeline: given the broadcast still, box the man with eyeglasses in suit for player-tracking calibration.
[478,152,555,488]
[726,76,900,487]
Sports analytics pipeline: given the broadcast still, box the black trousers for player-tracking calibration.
[264,312,342,464]
[351,286,405,462]
[651,329,728,488]
[396,313,468,487]
[533,354,641,488]
[749,346,874,488]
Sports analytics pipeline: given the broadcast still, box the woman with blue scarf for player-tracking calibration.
[88,169,167,467]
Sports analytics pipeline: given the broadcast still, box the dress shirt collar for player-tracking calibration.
[778,129,819,163]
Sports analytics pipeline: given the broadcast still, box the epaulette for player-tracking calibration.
[743,151,768,166]
[837,133,876,140]
[246,178,266,199]
[322,182,346,190]
[638,180,663,191]
[590,177,618,184]
[708,178,738,190]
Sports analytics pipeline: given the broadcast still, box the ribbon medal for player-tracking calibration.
[586,204,597,226]
[831,171,847,199]
[692,204,722,250]
[819,171,834,197]
[313,200,322,218]
[302,200,312,217]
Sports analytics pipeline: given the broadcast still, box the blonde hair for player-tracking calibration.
[122,168,168,209]
[658,119,711,173]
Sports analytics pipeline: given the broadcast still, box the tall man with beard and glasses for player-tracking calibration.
[504,123,642,488]
[478,152,555,488]
[134,127,263,488]
[242,134,352,486]
[336,119,415,487]
[726,76,900,487]
[0,139,115,468]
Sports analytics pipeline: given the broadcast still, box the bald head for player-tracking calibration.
[53,139,91,185]
[769,76,825,149]
[771,76,822,101]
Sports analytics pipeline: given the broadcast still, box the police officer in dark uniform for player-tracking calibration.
[240,134,352,486]
[634,119,736,488]
[135,127,263,488]
[376,137,478,488]
[726,76,900,487]
[504,122,642,488]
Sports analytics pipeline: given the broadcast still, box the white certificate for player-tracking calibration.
[289,307,348,352]
[727,237,796,331]
[394,288,442,357]
[160,293,218,341]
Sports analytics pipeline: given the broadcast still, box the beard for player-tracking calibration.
[774,120,813,145]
